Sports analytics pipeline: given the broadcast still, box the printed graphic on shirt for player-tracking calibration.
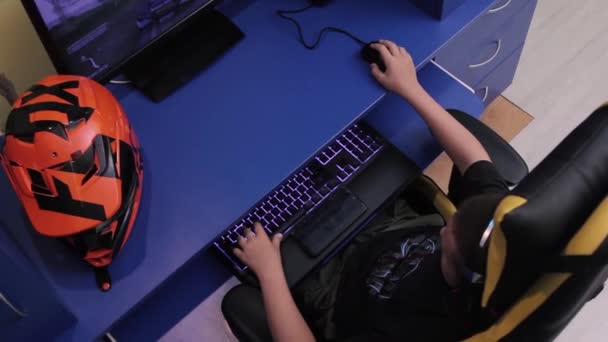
[366,233,440,299]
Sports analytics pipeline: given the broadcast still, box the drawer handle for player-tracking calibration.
[478,86,490,102]
[468,40,502,69]
[488,0,513,13]
[0,291,27,318]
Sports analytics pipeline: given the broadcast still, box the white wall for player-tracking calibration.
[0,0,55,132]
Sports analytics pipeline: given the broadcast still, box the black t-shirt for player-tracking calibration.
[333,161,509,341]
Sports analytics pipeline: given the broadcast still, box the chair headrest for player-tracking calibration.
[483,104,608,314]
[511,105,608,250]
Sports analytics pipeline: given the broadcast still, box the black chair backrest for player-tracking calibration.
[473,105,608,341]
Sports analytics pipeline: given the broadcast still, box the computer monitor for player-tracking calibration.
[22,0,243,100]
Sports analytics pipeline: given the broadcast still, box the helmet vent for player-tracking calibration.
[82,164,99,185]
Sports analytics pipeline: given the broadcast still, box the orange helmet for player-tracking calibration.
[0,75,143,291]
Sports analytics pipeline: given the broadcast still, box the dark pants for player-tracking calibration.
[293,197,445,341]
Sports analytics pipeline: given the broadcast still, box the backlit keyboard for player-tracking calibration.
[214,122,385,271]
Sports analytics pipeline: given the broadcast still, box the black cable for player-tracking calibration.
[276,6,367,50]
[278,4,314,15]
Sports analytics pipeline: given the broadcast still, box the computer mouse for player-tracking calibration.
[361,42,386,72]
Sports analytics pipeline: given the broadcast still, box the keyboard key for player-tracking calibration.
[276,208,306,234]
[311,193,322,203]
[327,177,341,190]
[303,179,314,188]
[359,150,372,161]
[266,221,278,231]
[290,202,301,212]
[309,161,323,175]
[351,146,370,162]
[227,232,238,243]
[262,203,272,213]
[285,205,297,215]
[301,193,311,202]
[277,202,287,210]
[311,170,330,186]
[217,237,231,250]
[304,201,315,211]
[329,143,341,153]
[319,186,330,196]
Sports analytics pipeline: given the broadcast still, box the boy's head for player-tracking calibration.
[440,193,505,288]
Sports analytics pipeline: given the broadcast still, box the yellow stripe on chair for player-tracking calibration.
[468,197,608,341]
[482,196,528,308]
[416,176,457,219]
[564,197,608,255]
[433,190,457,220]
[466,273,571,342]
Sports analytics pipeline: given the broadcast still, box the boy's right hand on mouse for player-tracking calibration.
[370,40,422,101]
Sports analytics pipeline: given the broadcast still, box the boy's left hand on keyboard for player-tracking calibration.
[232,222,284,280]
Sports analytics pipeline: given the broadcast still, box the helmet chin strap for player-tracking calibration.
[95,266,112,292]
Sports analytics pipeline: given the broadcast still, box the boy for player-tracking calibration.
[233,40,509,341]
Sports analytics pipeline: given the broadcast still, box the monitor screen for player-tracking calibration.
[25,0,215,80]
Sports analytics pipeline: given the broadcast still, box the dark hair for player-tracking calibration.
[453,193,505,274]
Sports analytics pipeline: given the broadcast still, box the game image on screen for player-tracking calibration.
[33,0,214,78]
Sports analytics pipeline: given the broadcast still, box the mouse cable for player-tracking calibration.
[277,6,366,50]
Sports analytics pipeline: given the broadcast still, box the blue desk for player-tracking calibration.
[0,0,535,340]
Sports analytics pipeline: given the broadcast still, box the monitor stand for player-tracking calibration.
[123,9,244,102]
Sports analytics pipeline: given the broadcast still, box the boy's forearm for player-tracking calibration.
[258,271,315,342]
[399,85,490,174]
